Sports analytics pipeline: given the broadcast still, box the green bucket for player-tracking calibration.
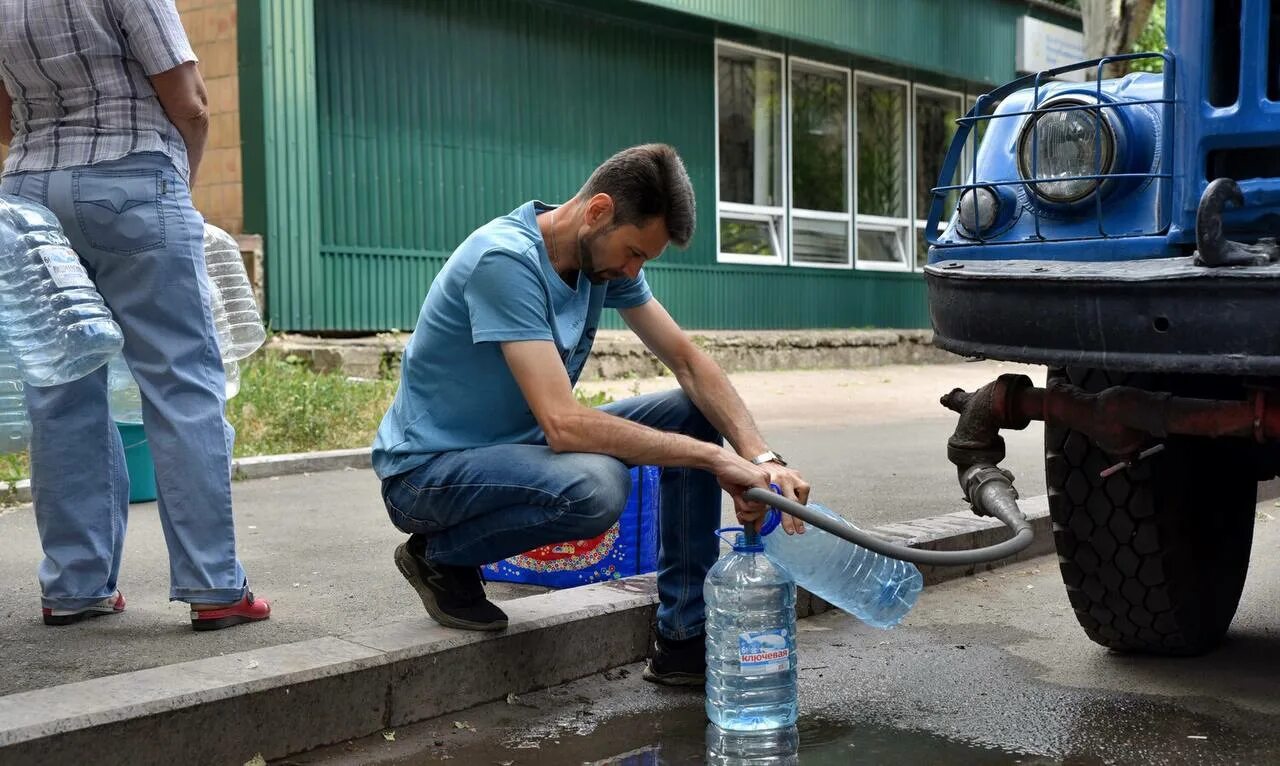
[116,422,157,504]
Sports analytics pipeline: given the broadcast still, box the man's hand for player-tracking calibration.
[761,463,811,535]
[149,62,208,185]
[621,300,811,534]
[709,451,776,530]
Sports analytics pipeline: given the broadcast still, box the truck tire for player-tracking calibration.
[1044,368,1257,655]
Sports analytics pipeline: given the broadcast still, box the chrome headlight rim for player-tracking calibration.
[1016,94,1118,205]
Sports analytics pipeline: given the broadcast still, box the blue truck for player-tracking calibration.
[925,0,1278,655]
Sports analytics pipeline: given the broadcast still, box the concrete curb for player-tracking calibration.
[0,478,31,505]
[268,329,960,381]
[230,447,372,481]
[0,497,1057,765]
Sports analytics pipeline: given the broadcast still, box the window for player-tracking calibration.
[713,40,986,275]
[914,86,964,269]
[717,43,786,265]
[855,74,911,270]
[789,59,851,268]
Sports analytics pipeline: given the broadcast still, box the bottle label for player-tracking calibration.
[40,250,92,289]
[738,629,791,673]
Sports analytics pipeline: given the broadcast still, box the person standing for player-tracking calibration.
[0,0,270,630]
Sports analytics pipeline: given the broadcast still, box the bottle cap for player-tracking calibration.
[758,509,782,537]
[715,526,765,552]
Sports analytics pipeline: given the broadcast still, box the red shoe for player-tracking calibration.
[43,591,126,626]
[190,591,271,631]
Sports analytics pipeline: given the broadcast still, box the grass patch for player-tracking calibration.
[1,357,616,487]
[227,355,398,456]
[574,388,613,408]
[0,452,26,486]
[0,356,399,489]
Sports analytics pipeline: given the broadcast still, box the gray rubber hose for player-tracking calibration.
[742,479,1034,567]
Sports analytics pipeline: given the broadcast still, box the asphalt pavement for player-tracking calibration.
[289,501,1280,765]
[1,360,1044,695]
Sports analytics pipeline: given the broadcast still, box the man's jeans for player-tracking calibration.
[1,152,247,609]
[382,390,722,640]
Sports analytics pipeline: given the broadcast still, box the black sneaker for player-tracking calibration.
[394,536,508,631]
[641,629,706,686]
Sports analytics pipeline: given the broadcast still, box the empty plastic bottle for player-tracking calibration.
[0,344,31,454]
[108,353,241,423]
[203,224,265,361]
[0,195,123,386]
[705,527,798,732]
[224,359,241,400]
[107,353,143,425]
[706,724,800,766]
[760,502,923,629]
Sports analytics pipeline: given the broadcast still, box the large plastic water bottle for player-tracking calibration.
[0,195,123,386]
[0,344,31,454]
[705,527,798,732]
[224,359,241,400]
[760,502,923,629]
[107,353,143,425]
[706,724,799,766]
[203,224,265,361]
[108,353,241,423]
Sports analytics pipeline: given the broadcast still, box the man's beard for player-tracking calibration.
[578,233,618,285]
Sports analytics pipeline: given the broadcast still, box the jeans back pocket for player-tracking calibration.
[72,169,167,255]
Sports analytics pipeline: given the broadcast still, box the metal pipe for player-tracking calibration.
[945,373,1280,458]
[759,372,1276,568]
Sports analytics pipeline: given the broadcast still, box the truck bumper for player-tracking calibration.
[924,256,1280,375]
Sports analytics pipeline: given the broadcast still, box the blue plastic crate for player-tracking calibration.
[483,465,660,588]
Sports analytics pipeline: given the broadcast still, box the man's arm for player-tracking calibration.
[149,62,208,185]
[501,340,773,522]
[114,0,206,183]
[621,298,811,514]
[0,84,13,145]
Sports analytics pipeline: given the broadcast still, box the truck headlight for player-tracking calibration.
[1017,96,1116,204]
[957,187,1000,237]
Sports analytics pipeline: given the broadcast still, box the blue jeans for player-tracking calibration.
[1,152,247,609]
[382,389,723,640]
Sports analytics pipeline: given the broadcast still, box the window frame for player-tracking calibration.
[787,56,853,271]
[714,40,789,266]
[912,83,966,272]
[853,70,914,273]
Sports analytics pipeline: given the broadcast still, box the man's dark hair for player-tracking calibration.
[579,144,696,247]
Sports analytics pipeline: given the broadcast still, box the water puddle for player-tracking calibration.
[328,705,1035,764]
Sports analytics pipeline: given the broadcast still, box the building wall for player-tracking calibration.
[253,0,934,331]
[0,1,244,234]
[242,0,1064,332]
[178,0,244,234]
[629,0,1027,87]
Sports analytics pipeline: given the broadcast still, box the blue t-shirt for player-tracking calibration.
[372,201,653,479]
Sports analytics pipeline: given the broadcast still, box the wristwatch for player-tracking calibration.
[750,450,787,467]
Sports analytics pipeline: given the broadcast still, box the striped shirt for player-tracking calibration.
[0,0,197,180]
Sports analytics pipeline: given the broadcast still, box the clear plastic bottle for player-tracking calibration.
[706,724,800,766]
[103,227,253,420]
[106,353,143,425]
[224,359,241,400]
[760,503,923,629]
[207,267,234,358]
[0,344,31,454]
[203,224,265,361]
[0,195,123,386]
[108,353,241,424]
[705,527,798,732]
